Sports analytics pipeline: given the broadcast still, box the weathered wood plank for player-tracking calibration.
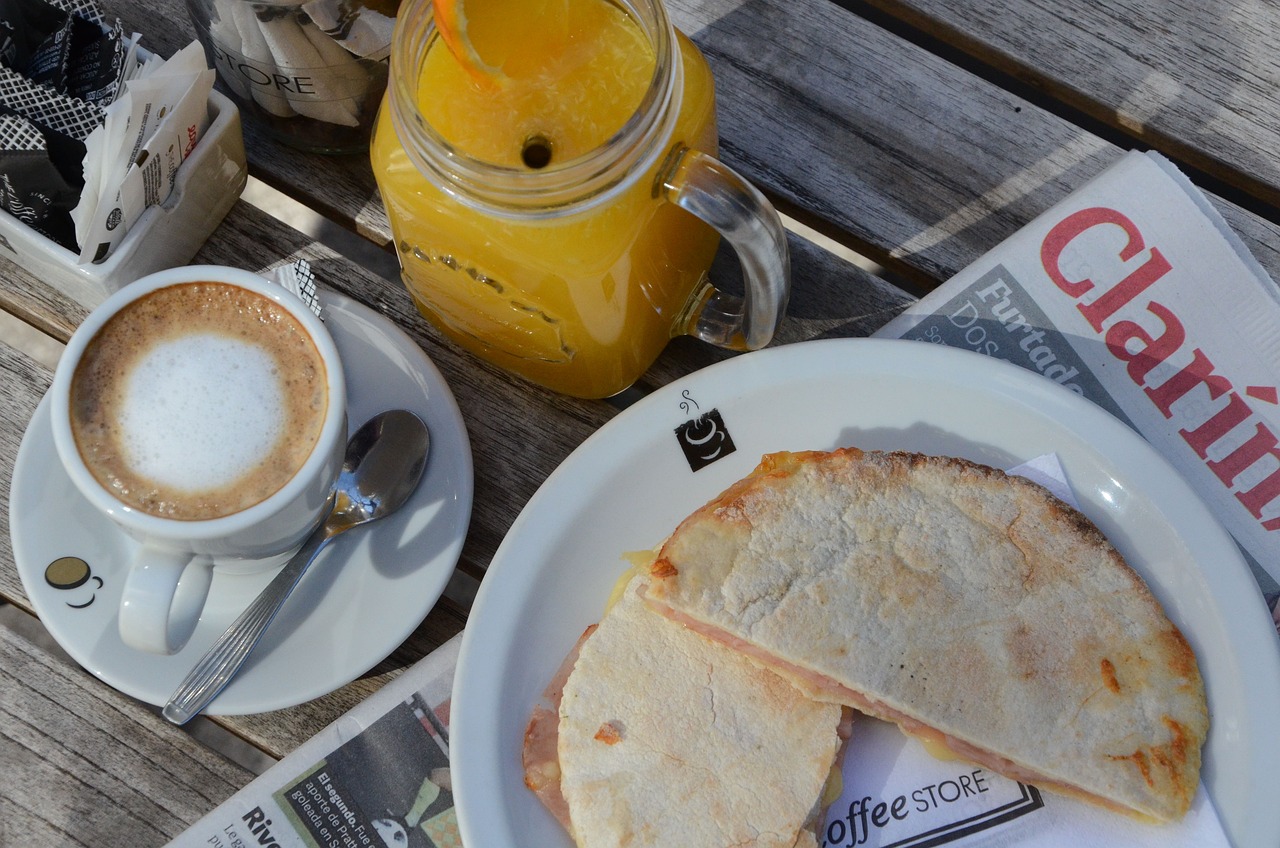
[0,618,254,847]
[858,0,1280,212]
[665,0,1280,298]
[0,267,88,343]
[641,232,916,386]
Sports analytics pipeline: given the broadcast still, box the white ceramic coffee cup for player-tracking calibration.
[50,266,347,655]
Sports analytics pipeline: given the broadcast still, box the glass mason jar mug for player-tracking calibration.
[371,0,789,398]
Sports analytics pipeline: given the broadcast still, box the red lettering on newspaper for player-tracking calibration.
[1041,207,1280,532]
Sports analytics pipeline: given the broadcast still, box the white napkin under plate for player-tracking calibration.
[820,718,1226,847]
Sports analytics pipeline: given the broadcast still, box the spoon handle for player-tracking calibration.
[162,528,331,725]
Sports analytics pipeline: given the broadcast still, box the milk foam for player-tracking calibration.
[119,334,285,491]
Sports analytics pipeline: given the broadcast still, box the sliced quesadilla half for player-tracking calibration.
[644,448,1208,823]
[525,574,849,847]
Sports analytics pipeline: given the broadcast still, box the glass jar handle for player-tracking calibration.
[661,148,790,350]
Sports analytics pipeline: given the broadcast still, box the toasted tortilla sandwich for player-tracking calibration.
[644,448,1208,823]
[524,574,849,847]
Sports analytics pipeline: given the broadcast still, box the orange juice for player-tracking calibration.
[372,0,721,398]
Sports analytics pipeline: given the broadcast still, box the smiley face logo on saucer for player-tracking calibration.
[44,557,103,608]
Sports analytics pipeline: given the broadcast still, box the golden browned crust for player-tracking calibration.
[646,448,1208,822]
[592,722,622,745]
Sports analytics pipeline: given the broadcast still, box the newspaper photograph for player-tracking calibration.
[170,637,462,848]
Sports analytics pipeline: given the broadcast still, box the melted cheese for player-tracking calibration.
[820,761,844,807]
[604,550,658,613]
[907,726,966,762]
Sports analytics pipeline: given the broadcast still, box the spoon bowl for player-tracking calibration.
[335,408,432,525]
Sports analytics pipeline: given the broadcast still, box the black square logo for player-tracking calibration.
[675,408,736,472]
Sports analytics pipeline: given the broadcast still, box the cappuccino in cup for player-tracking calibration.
[68,281,330,521]
[51,266,347,654]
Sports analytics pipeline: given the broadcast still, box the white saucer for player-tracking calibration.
[10,290,473,715]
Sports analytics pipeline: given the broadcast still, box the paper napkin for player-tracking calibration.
[820,718,1226,848]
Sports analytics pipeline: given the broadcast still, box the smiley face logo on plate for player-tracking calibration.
[44,557,103,609]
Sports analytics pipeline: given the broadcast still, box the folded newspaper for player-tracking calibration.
[172,636,462,848]
[170,150,1280,848]
[876,150,1280,601]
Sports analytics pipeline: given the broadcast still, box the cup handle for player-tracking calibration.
[660,147,790,350]
[118,548,214,655]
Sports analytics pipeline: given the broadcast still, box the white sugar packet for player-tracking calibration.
[72,40,214,263]
[213,0,369,127]
[817,454,1229,848]
[255,10,367,127]
[303,0,396,61]
[265,258,324,319]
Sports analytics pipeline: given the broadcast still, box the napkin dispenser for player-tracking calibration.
[0,87,248,309]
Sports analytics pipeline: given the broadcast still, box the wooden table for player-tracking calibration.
[4,0,1279,843]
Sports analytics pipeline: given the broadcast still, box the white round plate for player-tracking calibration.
[11,290,473,714]
[451,338,1280,848]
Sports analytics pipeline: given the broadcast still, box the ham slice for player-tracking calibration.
[522,624,595,833]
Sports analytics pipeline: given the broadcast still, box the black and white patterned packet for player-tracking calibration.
[31,17,134,107]
[0,0,132,105]
[0,0,147,249]
[0,110,80,246]
[268,258,326,320]
[41,0,105,25]
[0,66,104,140]
[0,64,102,248]
[0,110,43,151]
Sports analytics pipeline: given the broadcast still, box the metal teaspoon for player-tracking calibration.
[162,409,432,725]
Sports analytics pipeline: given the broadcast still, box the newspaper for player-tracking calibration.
[875,150,1280,604]
[171,635,462,848]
